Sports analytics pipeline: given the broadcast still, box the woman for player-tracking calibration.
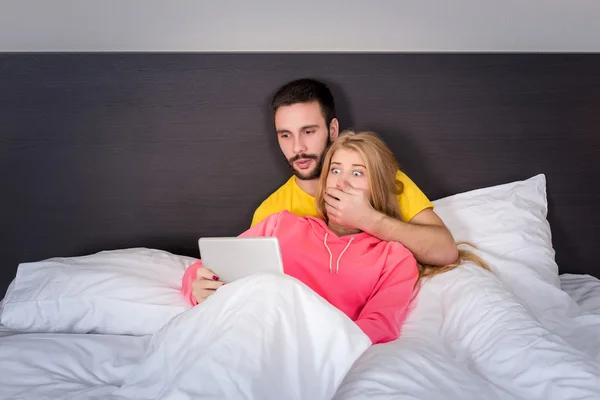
[182,130,490,345]
[114,131,485,400]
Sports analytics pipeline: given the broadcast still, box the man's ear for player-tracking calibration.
[329,118,340,141]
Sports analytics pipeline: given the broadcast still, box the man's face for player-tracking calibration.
[274,101,336,180]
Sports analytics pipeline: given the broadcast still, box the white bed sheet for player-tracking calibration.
[0,324,15,338]
[1,273,600,400]
[560,273,600,315]
[0,301,16,339]
[3,300,146,398]
[0,332,149,399]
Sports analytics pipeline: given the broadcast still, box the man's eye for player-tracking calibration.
[305,131,314,135]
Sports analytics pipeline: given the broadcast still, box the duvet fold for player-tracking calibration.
[334,263,600,400]
[115,273,369,400]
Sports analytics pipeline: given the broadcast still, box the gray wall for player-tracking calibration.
[1,0,599,52]
[1,53,600,296]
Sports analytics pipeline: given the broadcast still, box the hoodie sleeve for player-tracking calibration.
[181,211,285,306]
[354,244,420,344]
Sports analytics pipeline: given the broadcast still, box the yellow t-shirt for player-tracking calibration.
[251,170,433,227]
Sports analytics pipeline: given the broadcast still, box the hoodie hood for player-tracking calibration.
[303,216,374,244]
[304,216,380,275]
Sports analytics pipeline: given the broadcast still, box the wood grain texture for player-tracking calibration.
[1,53,599,294]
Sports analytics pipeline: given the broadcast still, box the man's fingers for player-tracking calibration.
[195,266,220,281]
[324,193,340,209]
[326,187,344,199]
[343,186,363,196]
[329,185,364,197]
[325,204,339,218]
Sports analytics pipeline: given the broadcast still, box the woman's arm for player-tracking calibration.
[181,211,285,305]
[181,260,221,306]
[354,246,420,344]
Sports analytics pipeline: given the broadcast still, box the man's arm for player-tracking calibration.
[363,208,458,266]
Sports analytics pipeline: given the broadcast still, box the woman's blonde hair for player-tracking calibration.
[314,129,491,281]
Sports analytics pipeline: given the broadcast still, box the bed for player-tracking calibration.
[1,53,600,399]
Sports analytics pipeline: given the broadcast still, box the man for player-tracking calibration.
[251,78,458,266]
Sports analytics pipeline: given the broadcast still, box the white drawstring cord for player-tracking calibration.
[336,237,354,275]
[324,232,354,275]
[324,233,333,274]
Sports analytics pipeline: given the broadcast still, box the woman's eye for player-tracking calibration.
[331,168,340,174]
[353,171,363,177]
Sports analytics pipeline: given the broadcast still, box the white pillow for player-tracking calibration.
[432,173,560,288]
[1,248,196,335]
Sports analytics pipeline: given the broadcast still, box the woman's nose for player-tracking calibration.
[337,178,350,190]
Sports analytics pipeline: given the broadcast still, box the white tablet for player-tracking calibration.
[198,236,284,282]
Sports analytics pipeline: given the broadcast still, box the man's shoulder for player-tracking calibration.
[395,170,427,196]
[395,170,417,189]
[256,176,296,209]
[394,170,434,222]
[251,177,296,227]
[258,209,298,225]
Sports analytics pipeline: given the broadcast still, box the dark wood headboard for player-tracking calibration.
[1,53,599,294]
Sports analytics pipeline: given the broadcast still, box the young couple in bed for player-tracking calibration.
[181,78,489,345]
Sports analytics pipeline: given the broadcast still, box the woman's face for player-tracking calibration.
[326,148,371,197]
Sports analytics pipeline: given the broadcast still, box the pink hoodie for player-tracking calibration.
[182,210,419,345]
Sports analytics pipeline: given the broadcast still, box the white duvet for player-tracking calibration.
[0,273,370,400]
[2,266,600,400]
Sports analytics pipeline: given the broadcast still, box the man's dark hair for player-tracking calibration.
[271,78,336,128]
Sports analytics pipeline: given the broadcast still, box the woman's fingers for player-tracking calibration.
[193,279,225,291]
[195,289,218,302]
[195,266,220,281]
[192,279,226,303]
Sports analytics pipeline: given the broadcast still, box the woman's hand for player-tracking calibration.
[191,267,227,304]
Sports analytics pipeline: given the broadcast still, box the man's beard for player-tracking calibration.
[286,137,331,181]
